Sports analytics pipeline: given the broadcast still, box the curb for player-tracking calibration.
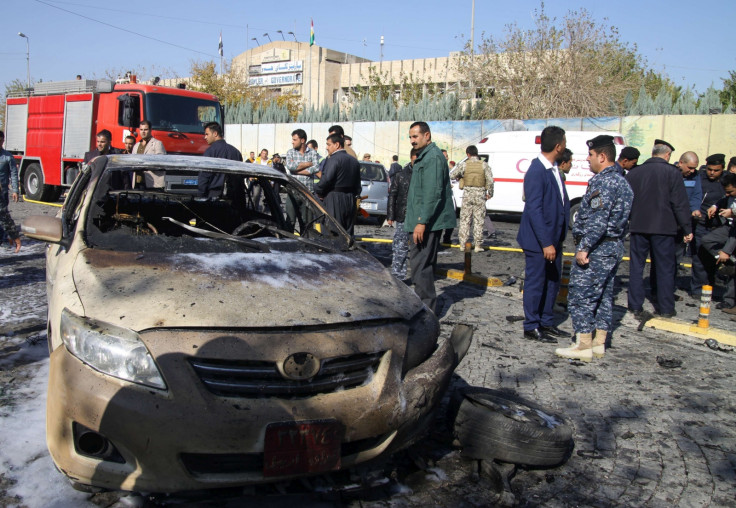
[642,316,736,347]
[357,237,691,267]
[435,268,504,287]
[21,196,63,208]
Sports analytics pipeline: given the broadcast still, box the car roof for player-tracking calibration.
[105,154,288,179]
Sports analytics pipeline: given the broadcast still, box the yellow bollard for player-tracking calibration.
[556,259,572,305]
[698,285,712,328]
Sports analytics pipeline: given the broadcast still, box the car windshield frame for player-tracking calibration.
[81,159,351,254]
[143,93,221,134]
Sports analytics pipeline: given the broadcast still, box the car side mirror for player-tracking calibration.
[21,215,63,244]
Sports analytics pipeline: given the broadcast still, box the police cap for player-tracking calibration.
[654,139,675,152]
[619,146,640,160]
[705,153,725,166]
[586,135,615,150]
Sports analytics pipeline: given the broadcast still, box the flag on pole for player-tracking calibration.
[310,19,314,46]
[218,31,223,56]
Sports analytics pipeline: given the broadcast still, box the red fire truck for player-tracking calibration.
[4,78,221,201]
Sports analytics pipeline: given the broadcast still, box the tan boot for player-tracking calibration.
[593,329,607,358]
[474,245,484,253]
[555,332,593,362]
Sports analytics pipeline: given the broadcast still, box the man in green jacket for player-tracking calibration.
[404,121,457,314]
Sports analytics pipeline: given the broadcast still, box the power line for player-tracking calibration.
[33,0,217,58]
[43,0,248,29]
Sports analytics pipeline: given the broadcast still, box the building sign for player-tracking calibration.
[261,49,291,63]
[261,61,303,74]
[249,73,303,87]
[248,64,262,75]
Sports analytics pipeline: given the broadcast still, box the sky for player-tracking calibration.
[2,0,734,96]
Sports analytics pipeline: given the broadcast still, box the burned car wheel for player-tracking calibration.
[453,388,573,467]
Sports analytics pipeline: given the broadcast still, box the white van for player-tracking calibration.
[451,130,626,226]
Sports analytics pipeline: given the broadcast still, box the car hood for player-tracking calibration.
[72,248,423,330]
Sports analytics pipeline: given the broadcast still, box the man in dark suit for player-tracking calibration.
[626,139,692,317]
[517,126,570,343]
[314,134,362,237]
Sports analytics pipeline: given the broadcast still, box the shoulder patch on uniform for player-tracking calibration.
[590,190,601,198]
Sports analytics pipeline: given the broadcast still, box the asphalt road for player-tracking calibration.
[2,199,735,507]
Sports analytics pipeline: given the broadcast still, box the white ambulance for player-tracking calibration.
[451,130,626,226]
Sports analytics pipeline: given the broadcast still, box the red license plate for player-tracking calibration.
[263,420,344,477]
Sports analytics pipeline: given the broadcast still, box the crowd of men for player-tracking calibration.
[3,121,735,339]
[511,126,736,362]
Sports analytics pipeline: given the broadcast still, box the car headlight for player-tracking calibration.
[60,308,166,390]
[402,308,440,375]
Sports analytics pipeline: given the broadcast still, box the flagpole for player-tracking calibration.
[218,31,224,77]
[308,19,313,110]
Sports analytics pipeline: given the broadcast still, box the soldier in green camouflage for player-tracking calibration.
[450,145,494,253]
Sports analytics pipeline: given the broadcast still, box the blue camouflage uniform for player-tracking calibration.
[569,165,634,333]
[0,149,20,241]
[0,199,20,243]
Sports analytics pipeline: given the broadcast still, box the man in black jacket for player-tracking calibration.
[387,149,417,280]
[199,122,244,200]
[691,153,727,297]
[626,139,693,317]
[314,134,362,236]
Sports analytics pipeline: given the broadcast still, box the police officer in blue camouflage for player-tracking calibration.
[556,135,633,362]
[1,130,22,252]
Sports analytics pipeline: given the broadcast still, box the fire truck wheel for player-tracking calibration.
[23,163,57,202]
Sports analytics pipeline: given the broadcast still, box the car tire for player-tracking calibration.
[569,202,580,230]
[453,388,574,467]
[23,163,59,202]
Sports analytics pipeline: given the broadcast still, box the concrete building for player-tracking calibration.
[232,41,465,110]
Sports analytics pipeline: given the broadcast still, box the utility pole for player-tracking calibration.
[470,0,475,54]
[18,32,30,93]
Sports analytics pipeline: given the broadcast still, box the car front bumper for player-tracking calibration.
[46,325,458,493]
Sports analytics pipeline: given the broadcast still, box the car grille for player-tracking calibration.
[189,351,385,398]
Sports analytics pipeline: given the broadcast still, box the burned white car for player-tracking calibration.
[22,155,471,493]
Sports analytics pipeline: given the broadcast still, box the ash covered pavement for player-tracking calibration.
[1,202,735,506]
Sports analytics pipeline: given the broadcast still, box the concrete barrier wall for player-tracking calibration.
[225,115,736,166]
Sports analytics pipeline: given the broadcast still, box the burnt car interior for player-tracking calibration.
[74,165,349,253]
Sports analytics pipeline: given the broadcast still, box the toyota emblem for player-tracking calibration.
[281,352,320,380]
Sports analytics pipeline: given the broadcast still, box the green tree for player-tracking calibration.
[719,70,736,112]
[455,2,657,119]
[1,79,27,130]
[190,60,302,123]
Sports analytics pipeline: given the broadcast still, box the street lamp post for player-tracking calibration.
[263,33,272,43]
[276,30,285,41]
[287,31,297,42]
[251,37,260,46]
[18,32,30,93]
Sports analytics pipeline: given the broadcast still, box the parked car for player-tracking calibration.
[358,161,389,224]
[22,154,472,494]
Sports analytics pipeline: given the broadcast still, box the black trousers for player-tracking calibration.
[691,222,718,295]
[409,229,441,314]
[522,245,563,331]
[701,225,736,306]
[629,233,676,314]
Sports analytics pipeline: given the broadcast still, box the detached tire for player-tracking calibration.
[23,162,59,202]
[453,388,573,467]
